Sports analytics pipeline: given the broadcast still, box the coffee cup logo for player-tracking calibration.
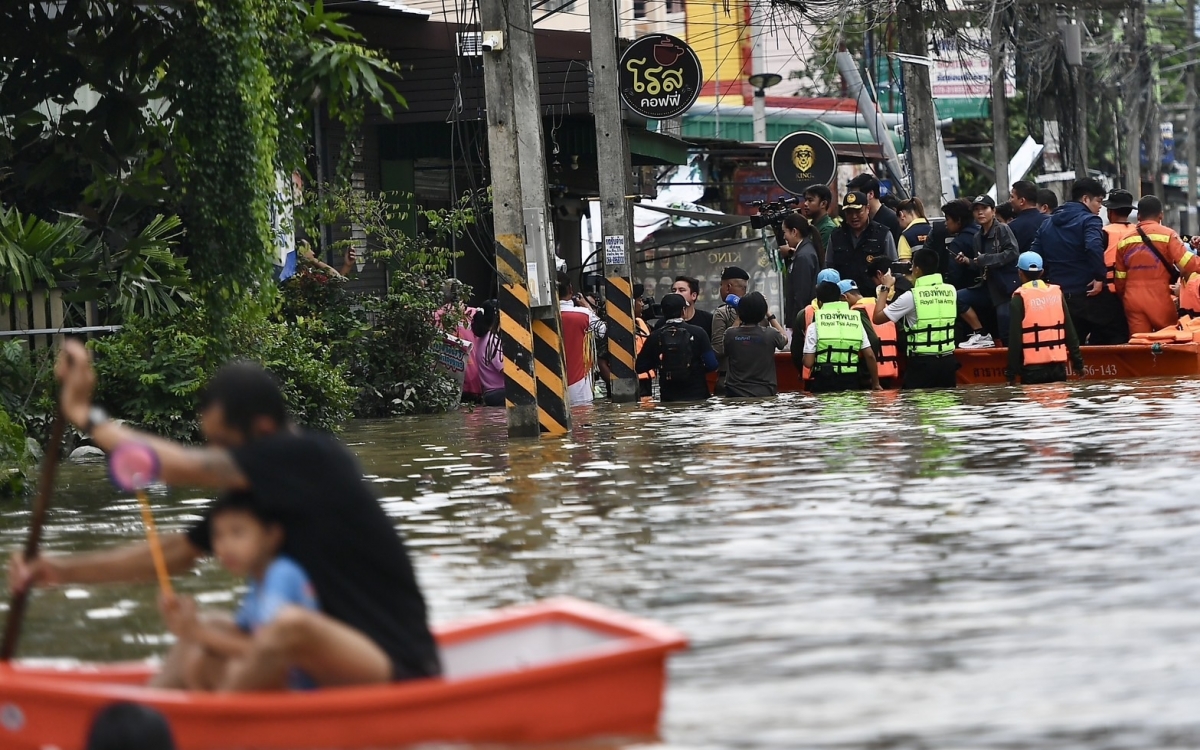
[619,34,702,120]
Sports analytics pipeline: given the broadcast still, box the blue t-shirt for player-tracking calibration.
[236,556,318,688]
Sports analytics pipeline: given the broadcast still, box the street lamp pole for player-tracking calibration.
[749,72,782,143]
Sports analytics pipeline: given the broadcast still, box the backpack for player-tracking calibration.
[659,324,694,382]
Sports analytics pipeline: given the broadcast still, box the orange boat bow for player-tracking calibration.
[0,598,687,750]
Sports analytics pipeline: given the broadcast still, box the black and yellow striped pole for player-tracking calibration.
[530,311,571,435]
[481,0,572,437]
[590,0,638,403]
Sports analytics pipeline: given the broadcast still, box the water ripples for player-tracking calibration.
[3,380,1200,747]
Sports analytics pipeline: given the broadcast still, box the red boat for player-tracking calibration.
[757,342,1200,392]
[0,597,687,750]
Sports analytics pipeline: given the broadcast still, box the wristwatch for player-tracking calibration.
[83,405,109,435]
[768,314,777,321]
[878,285,891,297]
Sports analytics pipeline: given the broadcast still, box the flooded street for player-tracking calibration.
[5,379,1200,749]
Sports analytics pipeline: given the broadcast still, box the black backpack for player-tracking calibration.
[659,324,694,382]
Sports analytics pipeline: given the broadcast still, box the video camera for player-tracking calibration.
[641,296,663,319]
[749,196,801,245]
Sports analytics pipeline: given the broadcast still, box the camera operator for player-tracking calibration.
[778,213,821,330]
[653,276,713,339]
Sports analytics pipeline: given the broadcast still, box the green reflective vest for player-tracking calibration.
[910,273,957,356]
[814,301,863,375]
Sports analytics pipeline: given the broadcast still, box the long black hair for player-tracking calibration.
[471,300,502,361]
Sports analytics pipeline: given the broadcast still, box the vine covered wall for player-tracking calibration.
[174,0,279,325]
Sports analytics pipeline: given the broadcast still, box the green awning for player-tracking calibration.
[627,127,690,166]
[680,114,904,153]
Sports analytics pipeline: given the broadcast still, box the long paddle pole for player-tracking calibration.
[1,410,67,660]
[136,490,174,599]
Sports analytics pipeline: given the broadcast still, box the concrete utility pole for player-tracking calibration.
[1062,17,1088,179]
[589,0,638,403]
[1124,1,1148,195]
[1188,0,1198,234]
[480,0,572,437]
[991,10,1009,195]
[896,0,943,211]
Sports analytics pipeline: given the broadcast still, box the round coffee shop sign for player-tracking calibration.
[618,34,702,120]
[771,131,838,195]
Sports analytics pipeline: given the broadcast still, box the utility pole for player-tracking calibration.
[750,0,767,142]
[991,9,1009,194]
[508,0,572,434]
[481,0,572,436]
[896,0,943,211]
[1125,1,1148,195]
[589,0,638,403]
[1188,0,1198,234]
[1062,17,1088,179]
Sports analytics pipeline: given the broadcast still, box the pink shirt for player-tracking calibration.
[477,332,505,392]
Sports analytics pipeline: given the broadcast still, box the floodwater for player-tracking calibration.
[5,379,1200,749]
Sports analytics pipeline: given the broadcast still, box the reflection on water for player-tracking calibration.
[6,380,1200,748]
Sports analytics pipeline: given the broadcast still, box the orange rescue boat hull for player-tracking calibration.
[756,343,1200,392]
[0,597,687,750]
[954,343,1200,384]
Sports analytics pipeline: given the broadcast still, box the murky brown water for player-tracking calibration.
[5,380,1200,749]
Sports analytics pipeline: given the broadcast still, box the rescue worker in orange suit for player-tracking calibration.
[841,279,899,386]
[1008,252,1084,385]
[1114,195,1200,333]
[1182,252,1200,319]
[1101,189,1136,294]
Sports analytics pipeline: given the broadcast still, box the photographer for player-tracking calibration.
[955,195,1020,348]
[779,213,821,331]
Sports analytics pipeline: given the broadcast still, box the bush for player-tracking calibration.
[277,267,461,418]
[0,406,30,498]
[91,307,354,442]
[0,340,57,447]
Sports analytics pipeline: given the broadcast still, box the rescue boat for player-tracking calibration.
[766,342,1200,391]
[0,597,687,750]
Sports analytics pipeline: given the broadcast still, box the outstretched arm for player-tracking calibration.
[56,340,250,491]
[10,532,202,592]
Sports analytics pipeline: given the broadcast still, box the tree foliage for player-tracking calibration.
[0,0,407,333]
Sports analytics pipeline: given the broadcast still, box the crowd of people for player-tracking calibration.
[629,174,1200,402]
[452,174,1200,406]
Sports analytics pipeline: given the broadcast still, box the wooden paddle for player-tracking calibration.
[135,489,174,599]
[1,410,67,660]
[108,442,173,599]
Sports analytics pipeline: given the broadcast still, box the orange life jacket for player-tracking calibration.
[852,299,899,379]
[1013,281,1068,366]
[1182,273,1200,317]
[635,318,653,381]
[1103,223,1132,294]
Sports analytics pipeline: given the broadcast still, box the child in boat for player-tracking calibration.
[159,493,318,691]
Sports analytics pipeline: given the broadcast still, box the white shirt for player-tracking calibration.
[802,322,872,354]
[882,290,919,328]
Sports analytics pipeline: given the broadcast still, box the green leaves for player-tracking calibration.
[0,206,84,302]
[0,204,191,320]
